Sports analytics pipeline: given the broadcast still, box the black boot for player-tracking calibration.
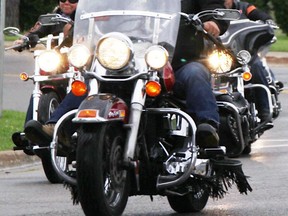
[196,123,219,149]
[24,120,54,147]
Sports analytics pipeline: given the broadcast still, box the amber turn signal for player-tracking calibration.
[145,81,161,97]
[77,109,97,118]
[242,71,252,81]
[71,80,87,96]
[19,72,29,81]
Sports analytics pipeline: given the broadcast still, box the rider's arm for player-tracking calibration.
[13,24,52,51]
[240,2,272,21]
[198,0,230,35]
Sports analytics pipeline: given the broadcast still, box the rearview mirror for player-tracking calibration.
[38,14,60,26]
[3,27,20,36]
[214,9,241,20]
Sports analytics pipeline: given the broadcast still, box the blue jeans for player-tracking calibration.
[25,91,86,125]
[46,91,86,124]
[173,62,219,127]
[249,57,270,115]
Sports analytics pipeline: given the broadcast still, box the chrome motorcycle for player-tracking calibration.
[49,0,252,215]
[209,19,282,156]
[4,14,81,183]
[220,19,282,120]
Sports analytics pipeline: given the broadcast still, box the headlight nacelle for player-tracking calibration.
[97,33,133,70]
[207,49,234,73]
[68,44,91,68]
[38,50,62,74]
[145,45,169,70]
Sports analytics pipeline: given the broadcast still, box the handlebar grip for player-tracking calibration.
[5,42,29,52]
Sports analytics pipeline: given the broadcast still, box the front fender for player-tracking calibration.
[72,93,128,123]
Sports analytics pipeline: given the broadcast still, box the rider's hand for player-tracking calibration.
[265,19,278,27]
[13,39,26,52]
[28,34,39,48]
[203,21,220,37]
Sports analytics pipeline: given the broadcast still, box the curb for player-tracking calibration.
[0,150,40,170]
[266,56,288,65]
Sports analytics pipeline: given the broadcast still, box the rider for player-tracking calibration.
[14,0,78,50]
[224,0,277,123]
[23,0,229,149]
[12,0,80,147]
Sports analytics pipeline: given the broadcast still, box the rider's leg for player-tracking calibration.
[24,91,86,146]
[250,57,271,122]
[173,62,219,148]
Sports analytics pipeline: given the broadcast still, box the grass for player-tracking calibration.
[0,110,25,151]
[4,35,19,41]
[270,30,288,52]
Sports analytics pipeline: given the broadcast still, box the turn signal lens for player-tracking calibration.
[77,109,98,118]
[71,80,87,96]
[146,81,161,97]
[19,72,29,81]
[242,71,252,81]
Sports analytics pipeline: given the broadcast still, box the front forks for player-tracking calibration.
[123,79,147,161]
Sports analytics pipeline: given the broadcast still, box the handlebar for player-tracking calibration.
[180,9,241,50]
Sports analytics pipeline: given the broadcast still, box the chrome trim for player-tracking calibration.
[81,10,174,20]
[50,109,78,185]
[144,108,197,190]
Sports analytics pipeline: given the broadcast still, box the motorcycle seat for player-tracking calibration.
[216,92,248,114]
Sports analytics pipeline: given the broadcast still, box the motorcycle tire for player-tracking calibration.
[38,91,63,183]
[40,151,63,184]
[76,122,129,216]
[38,91,61,124]
[242,144,251,155]
[167,188,209,213]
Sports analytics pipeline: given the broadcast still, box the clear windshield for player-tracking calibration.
[73,0,180,57]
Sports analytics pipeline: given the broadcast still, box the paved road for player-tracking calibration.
[1,125,288,216]
[2,51,34,112]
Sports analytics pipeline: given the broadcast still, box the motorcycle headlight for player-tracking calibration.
[96,33,133,70]
[145,45,169,70]
[237,50,251,65]
[207,49,234,73]
[38,50,61,73]
[68,44,91,68]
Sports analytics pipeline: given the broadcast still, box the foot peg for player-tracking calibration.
[12,132,28,147]
[199,146,226,158]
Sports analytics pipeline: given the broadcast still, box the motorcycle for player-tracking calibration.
[4,14,82,183]
[220,19,282,120]
[209,19,283,156]
[48,0,252,215]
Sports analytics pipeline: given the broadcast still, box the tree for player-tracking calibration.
[246,0,288,35]
[19,0,56,31]
[5,0,20,27]
[271,0,288,35]
[248,0,271,13]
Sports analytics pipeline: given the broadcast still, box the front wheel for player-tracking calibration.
[40,152,65,183]
[167,188,209,213]
[38,91,61,124]
[37,91,62,183]
[77,123,129,216]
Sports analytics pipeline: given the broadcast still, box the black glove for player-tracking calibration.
[13,42,30,52]
[265,19,277,27]
[27,34,40,48]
